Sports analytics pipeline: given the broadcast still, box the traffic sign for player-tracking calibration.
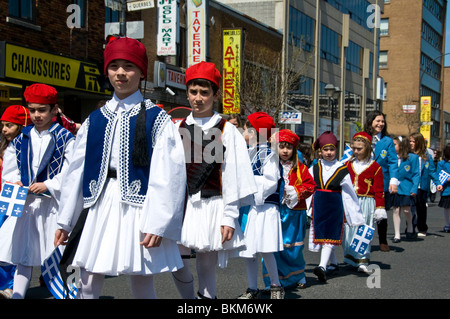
[127,0,154,11]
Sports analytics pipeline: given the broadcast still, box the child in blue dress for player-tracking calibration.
[391,137,420,242]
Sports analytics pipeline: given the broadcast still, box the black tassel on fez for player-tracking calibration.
[132,101,150,167]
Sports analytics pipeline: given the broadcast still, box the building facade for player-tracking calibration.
[0,0,283,124]
[217,0,383,153]
[379,0,447,150]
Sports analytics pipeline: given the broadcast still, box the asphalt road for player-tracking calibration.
[26,199,450,301]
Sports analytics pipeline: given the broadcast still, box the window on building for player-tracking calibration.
[423,0,444,23]
[379,51,388,68]
[105,7,120,23]
[326,0,373,32]
[289,7,314,52]
[422,21,443,51]
[8,0,34,21]
[320,25,340,64]
[380,18,389,36]
[346,41,362,74]
[421,53,441,80]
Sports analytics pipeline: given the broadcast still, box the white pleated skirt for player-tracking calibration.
[180,195,246,268]
[239,203,283,258]
[73,178,183,276]
[0,194,59,266]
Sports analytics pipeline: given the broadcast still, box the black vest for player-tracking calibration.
[179,118,226,198]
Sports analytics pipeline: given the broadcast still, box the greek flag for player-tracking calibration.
[0,182,28,218]
[439,170,450,185]
[41,246,78,299]
[350,224,375,255]
[340,144,353,163]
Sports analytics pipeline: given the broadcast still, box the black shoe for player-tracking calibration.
[392,238,401,243]
[405,232,417,240]
[314,266,327,282]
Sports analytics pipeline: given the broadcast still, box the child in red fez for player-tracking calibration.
[261,129,316,289]
[306,131,364,283]
[342,132,385,273]
[172,61,257,299]
[0,105,31,299]
[238,112,285,299]
[55,37,186,299]
[0,83,75,298]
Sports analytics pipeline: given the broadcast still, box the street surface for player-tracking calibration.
[26,200,449,300]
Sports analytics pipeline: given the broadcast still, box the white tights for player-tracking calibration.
[77,269,156,299]
[12,264,32,299]
[172,245,218,299]
[393,205,413,239]
[245,253,280,290]
[318,245,337,269]
[444,208,450,227]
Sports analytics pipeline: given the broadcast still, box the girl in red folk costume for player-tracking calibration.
[262,129,316,289]
[306,131,364,283]
[343,132,385,273]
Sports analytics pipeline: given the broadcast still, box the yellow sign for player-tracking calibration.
[4,43,110,95]
[222,29,241,114]
[420,96,431,147]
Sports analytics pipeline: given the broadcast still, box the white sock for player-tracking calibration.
[130,275,156,299]
[403,206,413,233]
[329,250,338,266]
[196,251,217,299]
[12,264,32,299]
[393,207,401,238]
[261,253,280,286]
[319,245,334,269]
[444,208,450,227]
[77,269,104,299]
[172,245,195,299]
[245,258,259,290]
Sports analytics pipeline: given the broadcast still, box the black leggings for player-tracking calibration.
[377,191,391,245]
[413,189,429,233]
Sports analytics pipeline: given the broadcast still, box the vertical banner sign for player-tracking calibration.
[222,29,242,114]
[420,96,431,147]
[187,0,206,66]
[157,0,177,56]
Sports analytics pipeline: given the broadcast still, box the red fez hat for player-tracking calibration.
[353,131,372,143]
[24,83,57,105]
[247,112,276,140]
[1,105,31,126]
[104,37,148,77]
[185,61,221,88]
[313,131,337,151]
[276,129,300,148]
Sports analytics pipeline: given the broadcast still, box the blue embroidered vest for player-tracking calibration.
[82,100,169,207]
[12,123,74,187]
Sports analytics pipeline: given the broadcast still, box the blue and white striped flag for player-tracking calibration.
[41,246,78,299]
[340,144,353,163]
[439,170,450,185]
[350,224,375,255]
[0,182,28,218]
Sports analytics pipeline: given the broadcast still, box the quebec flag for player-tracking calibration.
[0,182,28,218]
[41,246,78,299]
[340,144,353,163]
[350,224,375,255]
